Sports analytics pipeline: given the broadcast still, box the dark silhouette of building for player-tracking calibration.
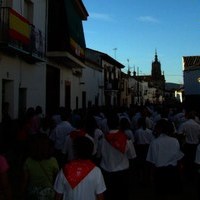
[151,50,165,89]
[135,50,165,102]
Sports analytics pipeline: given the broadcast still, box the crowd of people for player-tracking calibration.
[0,103,200,200]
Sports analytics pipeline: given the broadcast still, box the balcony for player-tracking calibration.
[105,79,119,91]
[46,36,87,69]
[0,7,45,63]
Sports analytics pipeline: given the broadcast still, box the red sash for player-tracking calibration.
[70,129,86,140]
[63,160,95,189]
[105,130,127,153]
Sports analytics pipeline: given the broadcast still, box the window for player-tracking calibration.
[1,0,12,7]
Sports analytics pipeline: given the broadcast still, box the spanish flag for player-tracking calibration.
[9,9,31,45]
[70,37,85,58]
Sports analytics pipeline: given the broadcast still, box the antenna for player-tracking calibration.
[113,48,117,59]
[127,58,130,70]
[127,59,131,75]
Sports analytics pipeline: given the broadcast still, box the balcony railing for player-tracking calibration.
[0,7,45,62]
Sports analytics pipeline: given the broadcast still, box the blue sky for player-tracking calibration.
[82,0,200,84]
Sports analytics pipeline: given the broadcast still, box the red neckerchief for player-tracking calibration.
[70,129,86,140]
[63,160,95,189]
[105,130,127,153]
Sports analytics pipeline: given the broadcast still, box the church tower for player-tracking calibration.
[151,50,161,80]
[150,50,165,94]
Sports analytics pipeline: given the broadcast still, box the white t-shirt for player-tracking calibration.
[54,167,106,200]
[94,114,109,134]
[178,119,200,144]
[100,131,136,172]
[49,121,75,150]
[93,128,104,157]
[134,127,154,145]
[124,129,135,143]
[146,134,184,167]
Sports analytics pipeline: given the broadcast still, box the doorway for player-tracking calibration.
[46,65,60,115]
[2,79,14,120]
[65,81,71,110]
[18,88,27,119]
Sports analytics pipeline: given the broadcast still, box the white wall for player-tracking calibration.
[59,65,84,110]
[32,0,47,33]
[12,0,47,32]
[82,66,103,106]
[59,64,104,110]
[0,54,46,120]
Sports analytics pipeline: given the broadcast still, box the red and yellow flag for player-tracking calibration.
[70,37,85,58]
[9,9,31,45]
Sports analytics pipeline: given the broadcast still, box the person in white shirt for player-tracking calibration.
[62,129,94,162]
[54,136,106,200]
[146,119,184,197]
[49,107,75,166]
[62,115,104,164]
[99,112,136,200]
[141,106,154,130]
[173,107,186,130]
[92,106,109,134]
[84,115,104,164]
[178,111,200,145]
[177,110,200,180]
[134,117,155,184]
[119,117,135,144]
[135,117,154,146]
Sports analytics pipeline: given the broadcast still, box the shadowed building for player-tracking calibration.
[134,50,165,104]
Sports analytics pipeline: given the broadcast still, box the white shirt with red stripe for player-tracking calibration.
[100,130,136,172]
[62,131,95,161]
[54,162,106,200]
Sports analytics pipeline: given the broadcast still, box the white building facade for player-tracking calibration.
[0,0,46,120]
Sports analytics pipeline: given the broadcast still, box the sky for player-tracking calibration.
[82,0,200,84]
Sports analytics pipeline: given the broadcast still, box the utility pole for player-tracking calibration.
[137,67,140,105]
[127,59,131,75]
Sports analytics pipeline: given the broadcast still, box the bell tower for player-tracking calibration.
[151,50,161,80]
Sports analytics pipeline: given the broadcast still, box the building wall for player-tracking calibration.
[63,68,82,110]
[59,64,104,110]
[12,0,47,32]
[0,0,47,120]
[184,68,200,95]
[120,76,129,106]
[81,65,104,107]
[0,0,134,120]
[184,67,200,112]
[0,54,46,120]
[85,49,105,106]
